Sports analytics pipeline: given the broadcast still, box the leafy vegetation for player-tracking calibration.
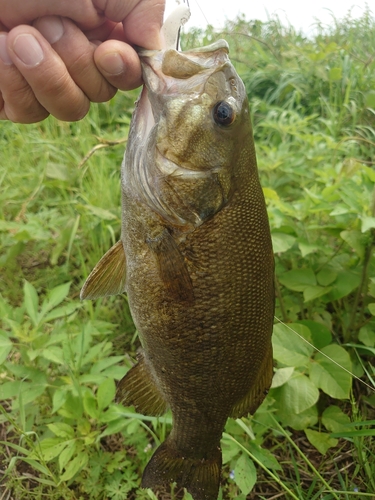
[1,9,375,500]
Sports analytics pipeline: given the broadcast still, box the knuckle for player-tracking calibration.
[1,78,49,123]
[91,79,117,103]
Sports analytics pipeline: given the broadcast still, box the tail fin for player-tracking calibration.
[142,438,222,500]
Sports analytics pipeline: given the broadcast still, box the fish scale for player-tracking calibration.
[81,35,274,500]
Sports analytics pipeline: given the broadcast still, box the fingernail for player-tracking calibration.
[100,53,125,75]
[34,16,64,44]
[0,34,12,65]
[13,34,44,67]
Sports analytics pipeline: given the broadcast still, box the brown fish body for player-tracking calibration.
[82,40,274,500]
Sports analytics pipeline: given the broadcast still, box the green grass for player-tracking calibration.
[1,9,375,500]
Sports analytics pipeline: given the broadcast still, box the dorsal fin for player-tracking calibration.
[80,240,126,300]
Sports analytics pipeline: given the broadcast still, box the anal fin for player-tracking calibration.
[116,353,168,416]
[80,240,126,300]
[230,343,274,418]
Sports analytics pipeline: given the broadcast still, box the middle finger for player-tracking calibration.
[33,16,117,103]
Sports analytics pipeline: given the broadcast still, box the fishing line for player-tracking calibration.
[274,315,375,393]
[174,0,190,50]
[189,0,210,25]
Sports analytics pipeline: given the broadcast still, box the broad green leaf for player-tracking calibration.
[90,356,125,374]
[298,241,320,257]
[83,392,99,420]
[0,380,23,400]
[100,405,126,423]
[79,374,107,385]
[280,405,318,431]
[47,422,75,439]
[316,268,337,287]
[234,454,256,495]
[39,282,71,319]
[59,452,88,481]
[38,438,68,461]
[3,380,47,408]
[272,323,314,367]
[361,216,375,233]
[222,437,240,464]
[52,388,68,414]
[100,418,132,438]
[81,341,109,366]
[358,326,375,347]
[322,405,350,433]
[59,393,83,420]
[329,206,350,216]
[340,230,366,259]
[23,280,39,327]
[363,166,375,183]
[0,331,12,364]
[43,303,80,323]
[278,268,316,292]
[97,378,116,412]
[263,187,279,200]
[271,367,294,388]
[327,271,360,301]
[368,303,375,316]
[273,374,319,414]
[303,285,331,302]
[42,346,65,365]
[296,320,332,349]
[305,429,338,455]
[248,443,282,471]
[59,441,77,472]
[309,344,352,399]
[271,233,296,253]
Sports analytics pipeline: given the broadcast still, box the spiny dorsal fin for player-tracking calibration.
[230,342,274,418]
[116,352,168,416]
[80,240,126,300]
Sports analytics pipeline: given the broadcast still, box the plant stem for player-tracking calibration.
[222,432,300,500]
[269,416,341,500]
[346,233,375,340]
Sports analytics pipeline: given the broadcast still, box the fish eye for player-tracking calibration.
[213,101,235,126]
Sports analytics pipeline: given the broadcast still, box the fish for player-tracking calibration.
[81,11,275,500]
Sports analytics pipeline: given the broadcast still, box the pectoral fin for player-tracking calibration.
[147,229,194,303]
[230,343,274,418]
[80,240,126,300]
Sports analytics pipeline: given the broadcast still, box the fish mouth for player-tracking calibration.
[138,40,230,96]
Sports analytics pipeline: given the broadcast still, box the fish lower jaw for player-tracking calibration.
[157,151,220,179]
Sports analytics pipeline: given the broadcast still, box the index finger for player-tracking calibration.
[1,0,102,29]
[1,0,165,45]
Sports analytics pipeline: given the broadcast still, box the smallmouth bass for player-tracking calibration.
[81,35,274,500]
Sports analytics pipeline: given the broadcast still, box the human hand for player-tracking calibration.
[0,0,165,123]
